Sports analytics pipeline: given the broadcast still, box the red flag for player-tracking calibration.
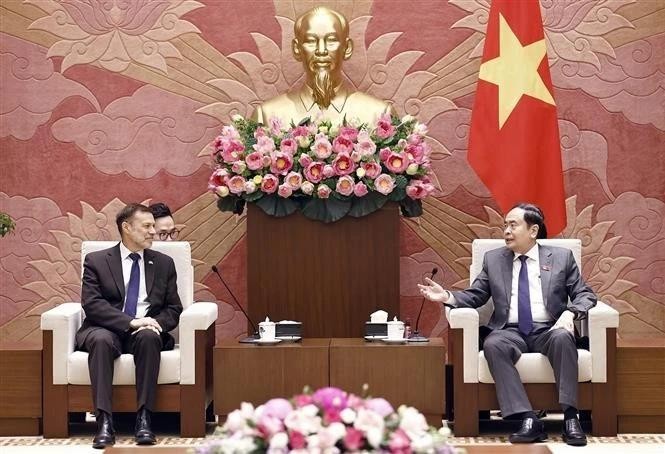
[468,0,566,235]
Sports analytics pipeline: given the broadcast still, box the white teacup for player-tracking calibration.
[259,320,275,341]
[387,320,405,339]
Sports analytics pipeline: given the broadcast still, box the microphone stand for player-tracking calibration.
[409,268,439,343]
[211,265,259,343]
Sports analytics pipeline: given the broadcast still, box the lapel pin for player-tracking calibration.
[148,260,154,265]
[541,265,550,271]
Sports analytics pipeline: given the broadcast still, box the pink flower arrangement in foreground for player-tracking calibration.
[198,387,455,453]
[207,113,436,222]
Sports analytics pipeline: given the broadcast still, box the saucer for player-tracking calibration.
[381,338,408,345]
[255,338,282,345]
[277,336,302,343]
[364,335,387,342]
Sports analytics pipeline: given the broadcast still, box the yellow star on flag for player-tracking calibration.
[479,13,555,129]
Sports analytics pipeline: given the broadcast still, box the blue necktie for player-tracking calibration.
[124,252,140,318]
[517,255,533,336]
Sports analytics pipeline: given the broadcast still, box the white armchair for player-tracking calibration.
[448,239,618,436]
[41,241,217,438]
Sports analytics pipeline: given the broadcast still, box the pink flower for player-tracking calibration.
[220,125,240,139]
[261,174,279,194]
[379,147,392,161]
[317,184,331,199]
[221,139,245,163]
[344,427,365,451]
[332,153,355,176]
[336,176,355,196]
[285,172,303,190]
[332,135,354,154]
[290,125,310,138]
[293,394,313,408]
[289,430,306,450]
[311,134,333,159]
[245,151,264,171]
[280,138,297,155]
[208,168,229,190]
[278,184,293,198]
[304,162,325,183]
[257,415,283,438]
[254,126,267,138]
[269,116,283,136]
[385,152,409,173]
[406,180,434,200]
[262,155,272,168]
[323,165,335,178]
[375,113,396,140]
[405,143,425,164]
[254,135,275,154]
[313,387,348,412]
[388,428,412,453]
[323,408,342,424]
[270,152,294,175]
[299,153,313,167]
[354,182,369,197]
[407,133,423,145]
[339,126,359,141]
[354,131,377,157]
[227,175,246,194]
[365,398,394,417]
[374,174,395,195]
[362,161,382,179]
[231,160,246,174]
[263,398,293,420]
[350,150,362,162]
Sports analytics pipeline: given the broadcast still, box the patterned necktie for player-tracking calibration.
[517,255,533,336]
[124,252,141,318]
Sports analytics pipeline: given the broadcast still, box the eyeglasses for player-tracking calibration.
[157,229,180,241]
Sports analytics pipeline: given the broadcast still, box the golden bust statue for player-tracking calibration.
[251,7,392,126]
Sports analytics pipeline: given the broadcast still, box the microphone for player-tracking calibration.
[211,265,259,343]
[409,267,438,343]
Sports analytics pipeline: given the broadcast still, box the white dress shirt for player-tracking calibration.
[119,242,149,318]
[508,243,552,323]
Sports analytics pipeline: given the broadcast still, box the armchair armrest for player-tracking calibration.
[588,301,619,383]
[447,307,480,384]
[40,302,82,385]
[179,302,218,385]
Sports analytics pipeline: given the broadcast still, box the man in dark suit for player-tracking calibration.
[76,203,183,449]
[419,203,596,446]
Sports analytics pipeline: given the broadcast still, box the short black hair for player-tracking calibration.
[148,202,172,220]
[116,203,153,235]
[512,202,548,239]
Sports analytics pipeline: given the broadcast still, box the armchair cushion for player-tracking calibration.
[67,350,181,385]
[40,302,82,385]
[478,350,592,383]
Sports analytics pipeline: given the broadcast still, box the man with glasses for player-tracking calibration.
[149,203,180,241]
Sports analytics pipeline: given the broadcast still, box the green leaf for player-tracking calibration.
[348,192,388,218]
[388,187,406,201]
[400,198,423,217]
[216,196,245,215]
[244,191,264,202]
[298,117,311,126]
[394,175,408,189]
[255,194,299,217]
[301,198,351,223]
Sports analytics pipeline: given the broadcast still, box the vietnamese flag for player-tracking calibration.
[467,0,566,235]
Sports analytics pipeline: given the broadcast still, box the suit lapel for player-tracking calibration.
[539,245,553,311]
[106,244,125,300]
[501,248,513,307]
[144,249,155,297]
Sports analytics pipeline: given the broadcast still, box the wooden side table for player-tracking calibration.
[214,339,330,417]
[617,336,665,433]
[0,341,42,435]
[329,338,446,426]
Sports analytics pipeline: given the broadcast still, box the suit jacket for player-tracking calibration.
[452,245,597,330]
[76,243,183,348]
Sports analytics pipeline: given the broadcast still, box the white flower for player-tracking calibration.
[244,181,257,193]
[269,432,289,451]
[215,186,230,198]
[318,125,329,134]
[298,136,311,148]
[232,114,244,122]
[414,122,428,136]
[329,125,339,136]
[401,115,415,123]
[356,167,366,178]
[253,175,263,185]
[354,408,385,448]
[301,181,315,195]
[284,406,322,435]
[398,406,428,440]
[411,432,434,451]
[340,408,356,424]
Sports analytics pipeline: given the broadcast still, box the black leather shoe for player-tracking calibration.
[509,417,547,443]
[92,411,115,449]
[563,417,587,446]
[135,407,157,445]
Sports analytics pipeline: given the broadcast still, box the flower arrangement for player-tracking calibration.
[198,387,456,453]
[207,114,435,223]
[0,212,15,237]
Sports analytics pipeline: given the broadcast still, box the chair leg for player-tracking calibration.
[181,384,206,437]
[453,382,479,436]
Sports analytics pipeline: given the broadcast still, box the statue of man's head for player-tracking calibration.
[292,7,354,108]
